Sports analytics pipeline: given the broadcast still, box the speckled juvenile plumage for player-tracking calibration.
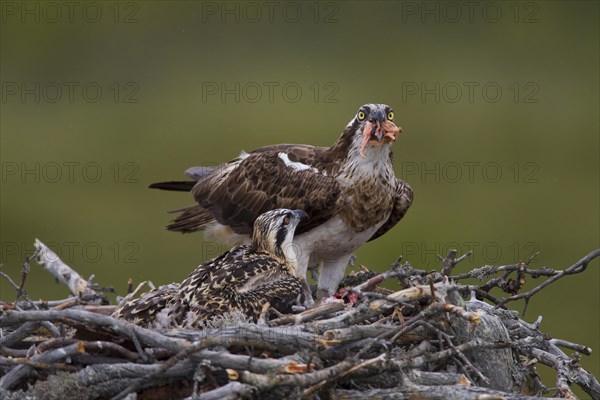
[150,104,413,298]
[113,209,307,328]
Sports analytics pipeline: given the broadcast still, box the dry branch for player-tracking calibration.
[34,239,98,297]
[0,242,598,399]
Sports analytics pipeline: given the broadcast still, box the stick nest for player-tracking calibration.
[1,240,599,400]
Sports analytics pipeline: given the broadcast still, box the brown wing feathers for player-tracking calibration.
[149,144,341,235]
[368,178,413,242]
[192,149,340,235]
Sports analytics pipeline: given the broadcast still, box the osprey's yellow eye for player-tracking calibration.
[283,217,290,225]
[387,111,394,120]
[357,111,366,121]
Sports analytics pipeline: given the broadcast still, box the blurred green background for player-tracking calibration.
[1,0,598,392]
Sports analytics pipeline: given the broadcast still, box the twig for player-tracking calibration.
[239,359,355,390]
[269,302,344,326]
[347,262,406,295]
[312,284,436,332]
[494,249,600,314]
[0,309,188,353]
[16,248,40,303]
[439,249,472,276]
[549,339,592,356]
[0,272,25,300]
[0,342,88,389]
[0,356,77,371]
[34,239,99,298]
[301,353,387,398]
[185,381,256,400]
[523,346,600,398]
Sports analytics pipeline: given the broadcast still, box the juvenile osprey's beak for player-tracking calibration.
[359,111,403,159]
[293,210,309,223]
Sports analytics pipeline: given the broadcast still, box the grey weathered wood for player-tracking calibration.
[335,385,562,400]
[186,382,255,400]
[34,239,97,298]
[1,245,598,400]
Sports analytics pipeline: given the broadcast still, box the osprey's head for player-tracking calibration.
[343,104,403,159]
[252,209,309,269]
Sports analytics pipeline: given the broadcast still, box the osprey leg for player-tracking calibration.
[316,254,352,300]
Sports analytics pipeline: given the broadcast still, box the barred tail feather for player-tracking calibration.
[167,204,215,233]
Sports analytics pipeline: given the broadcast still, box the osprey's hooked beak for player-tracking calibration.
[359,110,403,159]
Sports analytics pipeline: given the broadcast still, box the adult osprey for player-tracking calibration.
[150,104,413,299]
[113,209,308,327]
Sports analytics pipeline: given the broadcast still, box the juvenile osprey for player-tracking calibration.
[113,209,308,327]
[150,104,413,299]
